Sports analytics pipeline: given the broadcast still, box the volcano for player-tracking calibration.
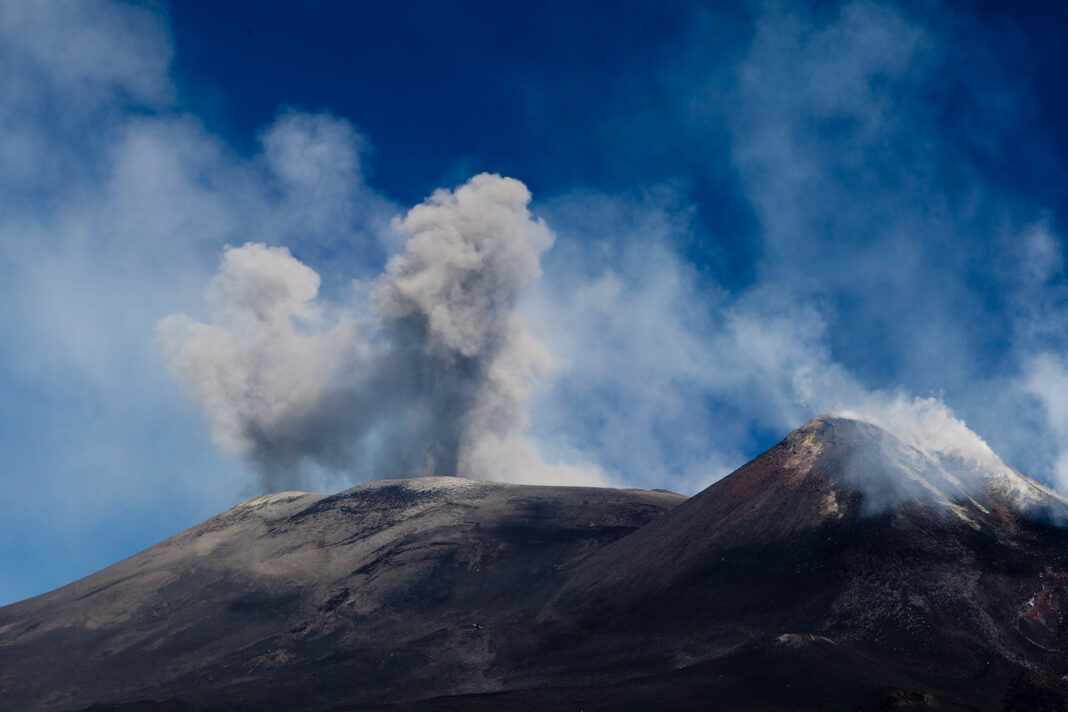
[3,416,1068,711]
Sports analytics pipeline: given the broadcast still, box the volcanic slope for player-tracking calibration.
[546,416,1068,711]
[0,479,682,712]
[3,417,1068,711]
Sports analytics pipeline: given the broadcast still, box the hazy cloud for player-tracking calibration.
[512,0,1068,498]
[705,0,1068,486]
[1023,355,1068,490]
[0,0,401,602]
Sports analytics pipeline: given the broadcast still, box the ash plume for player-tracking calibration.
[159,173,607,491]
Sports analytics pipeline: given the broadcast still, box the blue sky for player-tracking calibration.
[2,0,1068,605]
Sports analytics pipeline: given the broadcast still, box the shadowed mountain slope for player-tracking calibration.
[0,479,682,711]
[546,417,1068,709]
[3,417,1068,711]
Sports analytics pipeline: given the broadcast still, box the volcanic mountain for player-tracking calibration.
[3,416,1068,711]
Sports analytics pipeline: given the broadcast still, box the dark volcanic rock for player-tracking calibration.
[546,417,1068,709]
[3,417,1068,711]
[0,479,681,711]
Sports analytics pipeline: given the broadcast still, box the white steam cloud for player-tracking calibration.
[159,174,607,490]
[1023,354,1068,491]
[838,395,1007,477]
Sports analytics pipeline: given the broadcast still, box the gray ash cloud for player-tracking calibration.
[158,174,606,491]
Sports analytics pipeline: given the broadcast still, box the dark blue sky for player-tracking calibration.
[2,0,1068,605]
[170,2,719,193]
[167,1,761,283]
[167,1,1068,210]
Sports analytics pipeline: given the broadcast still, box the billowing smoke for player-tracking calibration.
[837,395,1008,480]
[832,395,1049,514]
[159,174,607,491]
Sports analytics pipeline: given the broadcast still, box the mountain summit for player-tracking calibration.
[2,417,1068,711]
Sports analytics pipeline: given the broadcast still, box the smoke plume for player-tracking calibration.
[159,174,607,491]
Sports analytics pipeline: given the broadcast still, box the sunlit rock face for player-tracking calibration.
[3,417,1068,712]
